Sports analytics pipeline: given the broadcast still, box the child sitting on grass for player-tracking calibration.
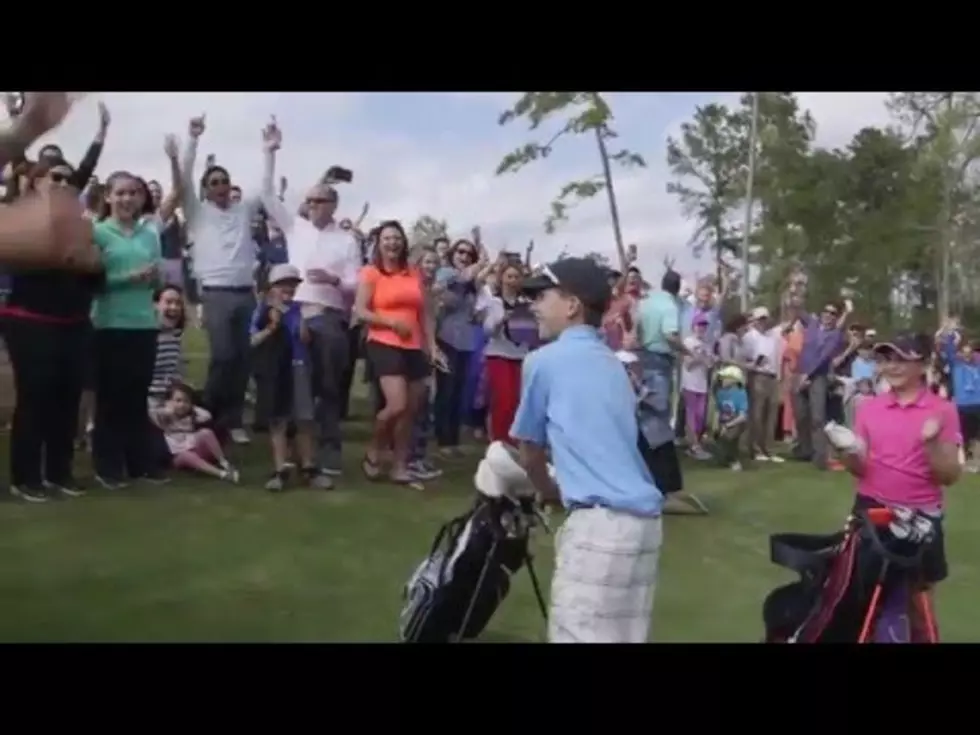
[150,383,238,482]
[714,365,748,471]
[250,264,333,492]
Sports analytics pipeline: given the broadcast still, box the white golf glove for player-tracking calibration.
[824,421,866,458]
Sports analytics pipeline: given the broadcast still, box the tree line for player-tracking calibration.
[409,92,980,330]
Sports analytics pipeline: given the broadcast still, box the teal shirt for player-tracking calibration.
[638,290,680,354]
[91,218,161,330]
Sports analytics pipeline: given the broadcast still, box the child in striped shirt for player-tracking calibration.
[149,285,186,409]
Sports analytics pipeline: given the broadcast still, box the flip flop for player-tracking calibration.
[361,455,382,481]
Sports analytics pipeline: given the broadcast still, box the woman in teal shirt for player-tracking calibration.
[91,171,164,487]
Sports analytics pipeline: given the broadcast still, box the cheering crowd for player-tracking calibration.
[0,93,970,645]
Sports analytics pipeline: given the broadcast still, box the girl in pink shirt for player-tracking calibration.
[843,333,961,587]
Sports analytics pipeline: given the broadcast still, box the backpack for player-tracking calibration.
[400,494,548,643]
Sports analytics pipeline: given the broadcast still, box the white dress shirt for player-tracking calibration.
[180,138,260,288]
[743,326,784,377]
[260,153,361,318]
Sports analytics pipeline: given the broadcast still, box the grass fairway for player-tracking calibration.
[0,330,977,642]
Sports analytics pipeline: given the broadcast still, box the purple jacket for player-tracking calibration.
[796,313,845,377]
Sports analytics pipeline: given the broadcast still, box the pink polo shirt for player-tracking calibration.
[854,389,959,510]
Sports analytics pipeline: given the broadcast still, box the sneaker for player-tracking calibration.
[265,468,290,492]
[408,460,442,481]
[44,479,86,498]
[94,475,128,490]
[301,466,334,490]
[754,453,771,462]
[140,471,171,485]
[768,455,786,464]
[221,467,240,484]
[229,428,251,445]
[688,446,713,461]
[11,484,49,503]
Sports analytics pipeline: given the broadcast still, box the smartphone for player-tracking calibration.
[323,166,353,184]
[205,153,217,168]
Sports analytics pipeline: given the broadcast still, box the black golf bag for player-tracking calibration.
[400,493,548,643]
[763,506,940,643]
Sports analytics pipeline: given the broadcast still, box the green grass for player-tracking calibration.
[0,332,978,642]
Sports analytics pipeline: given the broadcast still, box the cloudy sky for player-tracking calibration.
[13,92,894,279]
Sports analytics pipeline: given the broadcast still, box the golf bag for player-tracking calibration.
[763,505,940,643]
[400,493,548,643]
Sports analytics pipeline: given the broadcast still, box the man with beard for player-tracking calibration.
[178,114,261,444]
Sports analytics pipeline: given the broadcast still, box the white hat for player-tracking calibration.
[615,350,639,365]
[750,306,770,320]
[268,263,302,284]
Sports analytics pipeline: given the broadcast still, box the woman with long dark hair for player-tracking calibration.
[354,220,446,484]
[90,170,166,488]
[482,261,536,443]
[0,160,105,502]
[432,237,484,457]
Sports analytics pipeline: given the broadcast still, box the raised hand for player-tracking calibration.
[15,93,75,142]
[354,201,369,228]
[97,100,111,132]
[163,133,179,160]
[188,114,206,139]
[262,115,281,151]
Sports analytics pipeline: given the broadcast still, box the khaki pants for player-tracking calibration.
[749,373,779,455]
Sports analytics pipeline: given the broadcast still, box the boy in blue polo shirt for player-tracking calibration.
[511,258,663,643]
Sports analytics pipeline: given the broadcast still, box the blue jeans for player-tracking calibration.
[410,384,432,463]
[638,350,676,451]
[434,342,471,447]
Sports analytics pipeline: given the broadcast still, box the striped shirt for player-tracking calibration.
[150,329,183,399]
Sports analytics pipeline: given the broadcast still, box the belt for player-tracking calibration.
[567,501,659,519]
[202,285,252,293]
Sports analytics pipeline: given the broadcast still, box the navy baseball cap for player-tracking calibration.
[873,332,932,361]
[521,258,612,311]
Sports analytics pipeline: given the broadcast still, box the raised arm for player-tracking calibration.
[0,93,76,173]
[158,134,183,223]
[68,100,109,190]
[257,117,293,231]
[179,115,206,225]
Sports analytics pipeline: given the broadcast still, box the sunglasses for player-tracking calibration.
[306,197,336,205]
[207,177,230,187]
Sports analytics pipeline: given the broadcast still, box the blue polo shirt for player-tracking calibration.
[510,325,663,517]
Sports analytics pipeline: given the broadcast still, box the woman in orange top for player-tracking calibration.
[781,321,804,440]
[354,220,445,484]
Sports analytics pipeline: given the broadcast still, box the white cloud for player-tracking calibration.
[18,91,894,284]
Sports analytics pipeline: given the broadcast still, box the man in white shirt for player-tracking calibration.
[179,114,263,444]
[259,121,361,475]
[742,306,785,463]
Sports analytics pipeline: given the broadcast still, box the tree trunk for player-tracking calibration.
[595,126,626,270]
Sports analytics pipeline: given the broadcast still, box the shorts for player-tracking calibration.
[259,362,315,425]
[958,405,980,445]
[852,494,948,585]
[365,340,430,382]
